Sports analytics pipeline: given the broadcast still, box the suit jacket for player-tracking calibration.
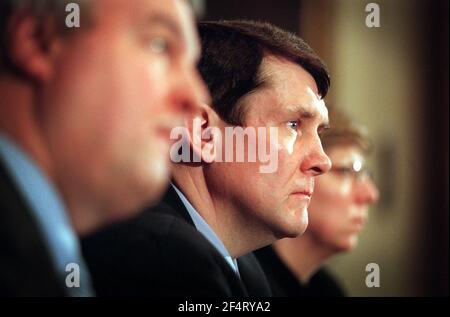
[254,246,346,297]
[0,162,66,296]
[81,186,272,297]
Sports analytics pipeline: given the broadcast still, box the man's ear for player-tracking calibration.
[6,10,62,83]
[184,103,223,164]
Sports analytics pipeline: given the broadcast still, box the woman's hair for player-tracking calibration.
[321,106,372,153]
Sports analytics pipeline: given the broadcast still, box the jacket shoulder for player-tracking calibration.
[82,205,244,296]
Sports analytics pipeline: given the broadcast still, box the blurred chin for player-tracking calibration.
[110,155,170,219]
[144,156,171,202]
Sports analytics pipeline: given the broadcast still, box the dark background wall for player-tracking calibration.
[202,0,300,34]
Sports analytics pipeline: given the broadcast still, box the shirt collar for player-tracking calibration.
[0,134,93,295]
[171,184,240,276]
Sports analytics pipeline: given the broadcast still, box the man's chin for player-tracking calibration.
[286,222,308,238]
[274,216,309,239]
[142,166,170,205]
[288,209,309,237]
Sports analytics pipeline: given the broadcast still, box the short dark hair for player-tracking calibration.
[197,20,330,125]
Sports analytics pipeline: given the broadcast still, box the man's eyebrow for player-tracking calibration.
[146,14,184,42]
[289,104,329,127]
[288,105,316,119]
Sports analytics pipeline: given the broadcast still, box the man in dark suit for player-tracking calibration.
[82,186,270,296]
[82,20,332,296]
[0,0,205,296]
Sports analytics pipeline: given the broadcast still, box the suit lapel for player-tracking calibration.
[159,185,272,296]
[160,184,195,226]
[238,253,273,296]
[0,162,66,296]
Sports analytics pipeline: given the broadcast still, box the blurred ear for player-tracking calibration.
[5,10,62,83]
[184,103,222,163]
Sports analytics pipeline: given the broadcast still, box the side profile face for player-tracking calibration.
[38,0,207,224]
[307,144,379,252]
[206,55,331,244]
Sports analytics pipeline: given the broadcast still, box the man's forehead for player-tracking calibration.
[287,100,329,126]
[257,60,328,120]
[260,56,322,96]
[120,0,199,59]
[175,0,201,61]
[97,0,196,39]
[146,0,199,61]
[309,98,328,121]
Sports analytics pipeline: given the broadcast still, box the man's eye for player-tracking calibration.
[149,37,169,54]
[287,120,299,131]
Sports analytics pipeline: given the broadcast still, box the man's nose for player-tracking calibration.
[301,138,332,177]
[172,66,211,116]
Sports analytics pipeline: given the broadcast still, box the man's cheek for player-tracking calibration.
[142,54,170,80]
[278,132,297,156]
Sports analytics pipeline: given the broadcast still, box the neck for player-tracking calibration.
[0,75,101,236]
[173,165,271,258]
[0,76,54,179]
[273,233,334,283]
[173,165,221,236]
[64,196,106,236]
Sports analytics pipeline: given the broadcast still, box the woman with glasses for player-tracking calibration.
[255,107,379,297]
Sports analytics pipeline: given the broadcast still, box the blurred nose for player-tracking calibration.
[356,177,380,205]
[301,136,332,177]
[171,65,210,116]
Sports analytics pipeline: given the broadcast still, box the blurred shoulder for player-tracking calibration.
[81,202,242,296]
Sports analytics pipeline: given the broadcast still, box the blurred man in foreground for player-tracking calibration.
[0,0,206,296]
